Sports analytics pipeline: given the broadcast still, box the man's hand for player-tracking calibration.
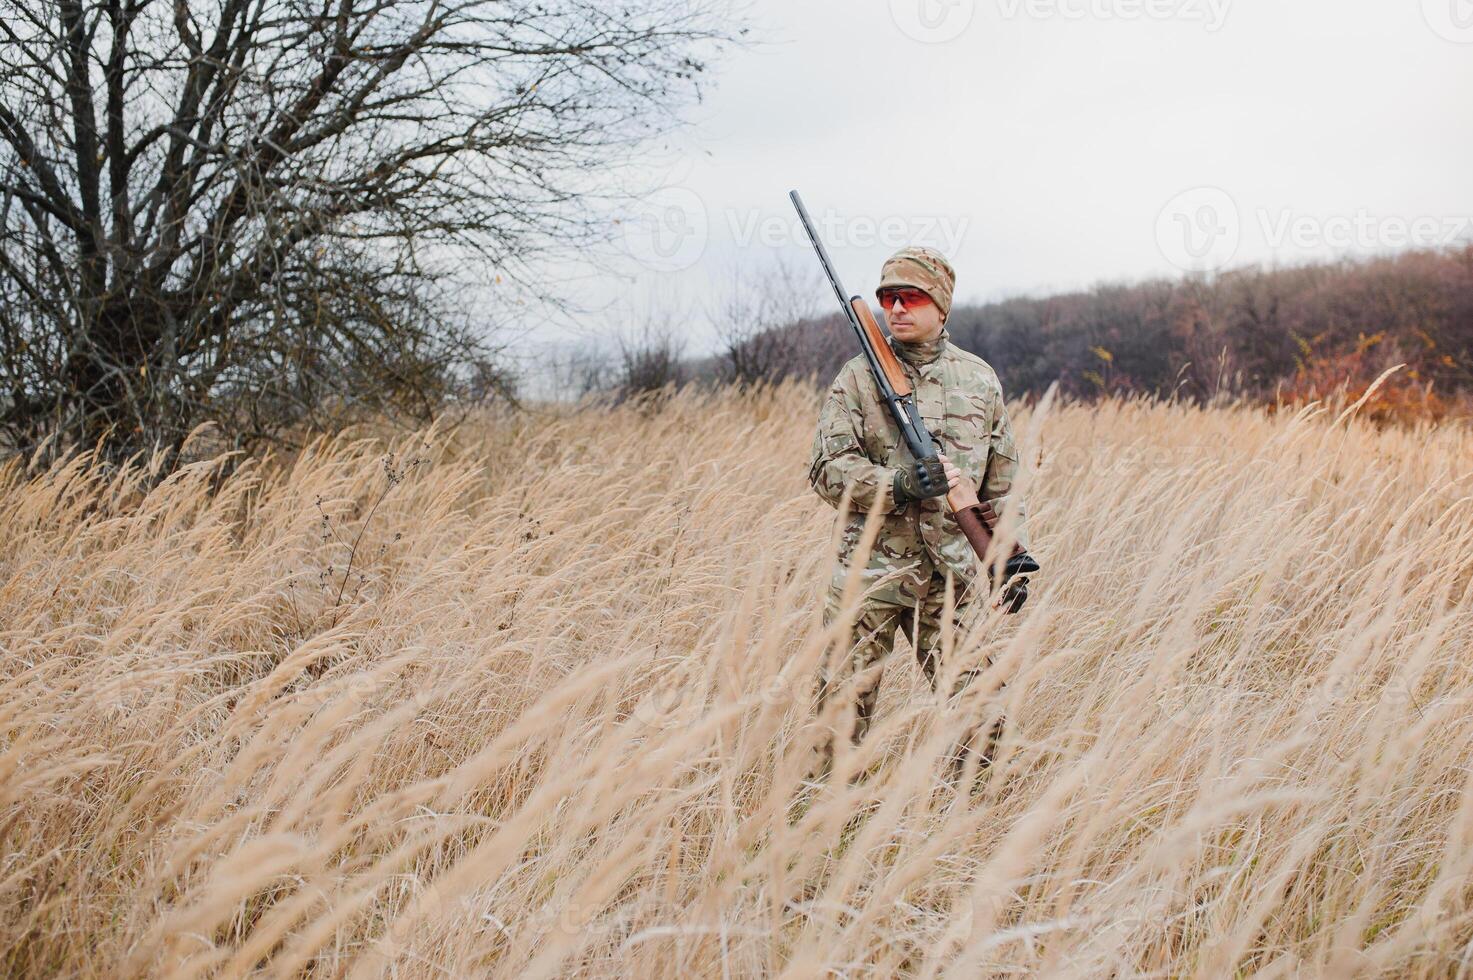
[990,551,1040,613]
[893,454,951,504]
[997,578,1029,613]
[937,452,962,491]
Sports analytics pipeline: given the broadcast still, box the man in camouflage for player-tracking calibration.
[808,245,1033,776]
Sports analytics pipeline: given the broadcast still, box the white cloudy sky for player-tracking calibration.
[513,0,1473,386]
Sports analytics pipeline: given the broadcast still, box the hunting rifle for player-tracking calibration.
[789,190,1039,606]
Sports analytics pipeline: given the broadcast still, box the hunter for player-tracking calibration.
[808,245,1032,777]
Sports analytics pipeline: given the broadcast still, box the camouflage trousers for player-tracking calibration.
[814,564,1003,776]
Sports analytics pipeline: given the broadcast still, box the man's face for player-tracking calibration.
[879,287,944,343]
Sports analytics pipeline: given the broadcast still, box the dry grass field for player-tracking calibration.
[3,380,1473,978]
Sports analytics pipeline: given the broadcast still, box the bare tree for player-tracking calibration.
[0,0,739,458]
[711,256,819,388]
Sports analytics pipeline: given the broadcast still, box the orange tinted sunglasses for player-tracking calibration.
[877,287,933,310]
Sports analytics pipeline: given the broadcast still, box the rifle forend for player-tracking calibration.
[849,297,910,398]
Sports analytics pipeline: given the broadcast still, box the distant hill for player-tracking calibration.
[692,247,1473,423]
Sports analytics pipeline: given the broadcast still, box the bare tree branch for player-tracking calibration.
[0,0,741,460]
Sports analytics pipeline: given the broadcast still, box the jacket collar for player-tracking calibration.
[890,327,949,367]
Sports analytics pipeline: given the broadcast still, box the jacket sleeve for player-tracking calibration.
[980,384,1030,552]
[808,366,909,516]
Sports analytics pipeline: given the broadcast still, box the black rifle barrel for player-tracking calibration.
[788,190,852,315]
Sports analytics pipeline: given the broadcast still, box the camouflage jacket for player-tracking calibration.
[808,328,1028,607]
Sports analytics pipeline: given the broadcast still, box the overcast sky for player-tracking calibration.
[514,0,1473,387]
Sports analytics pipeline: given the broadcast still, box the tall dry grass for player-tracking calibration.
[2,381,1472,978]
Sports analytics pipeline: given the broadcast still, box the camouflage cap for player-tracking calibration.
[877,246,957,321]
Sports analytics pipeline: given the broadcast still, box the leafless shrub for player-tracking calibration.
[711,257,821,388]
[615,314,686,402]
